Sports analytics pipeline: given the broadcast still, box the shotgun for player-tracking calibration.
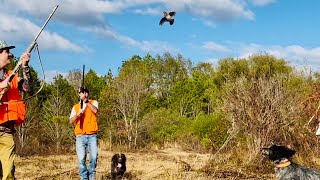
[0,5,59,99]
[80,64,85,109]
[80,64,85,129]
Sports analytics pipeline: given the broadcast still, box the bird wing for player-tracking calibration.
[169,12,176,16]
[159,17,167,25]
[169,19,174,25]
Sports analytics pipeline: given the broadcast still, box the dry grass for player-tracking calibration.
[14,145,275,180]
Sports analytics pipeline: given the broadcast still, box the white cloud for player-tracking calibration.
[45,70,67,83]
[84,26,179,53]
[2,0,123,25]
[127,0,256,22]
[0,0,273,53]
[200,41,320,70]
[134,7,163,15]
[2,0,261,26]
[183,0,254,22]
[38,32,85,52]
[237,43,320,68]
[203,58,220,66]
[0,13,84,52]
[238,44,320,60]
[238,43,264,57]
[203,42,230,53]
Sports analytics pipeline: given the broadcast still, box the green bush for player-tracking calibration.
[191,112,230,149]
[142,108,189,145]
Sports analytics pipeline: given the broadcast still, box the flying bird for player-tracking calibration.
[159,11,176,26]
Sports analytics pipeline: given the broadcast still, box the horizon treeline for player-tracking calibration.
[13,52,320,169]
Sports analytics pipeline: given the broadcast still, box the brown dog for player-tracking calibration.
[111,153,126,180]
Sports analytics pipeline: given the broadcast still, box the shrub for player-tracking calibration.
[141,108,189,145]
[192,112,230,150]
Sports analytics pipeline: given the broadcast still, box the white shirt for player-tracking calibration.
[69,100,98,119]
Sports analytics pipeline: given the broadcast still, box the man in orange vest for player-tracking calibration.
[69,86,98,180]
[0,41,32,180]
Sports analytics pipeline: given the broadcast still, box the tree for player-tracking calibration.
[15,66,42,152]
[152,53,191,107]
[169,63,217,117]
[221,55,306,164]
[84,69,106,100]
[41,74,76,152]
[66,69,82,92]
[107,55,153,148]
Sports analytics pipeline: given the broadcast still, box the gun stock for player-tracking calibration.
[0,5,59,99]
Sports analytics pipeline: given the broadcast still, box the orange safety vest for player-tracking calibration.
[73,100,98,136]
[0,70,26,126]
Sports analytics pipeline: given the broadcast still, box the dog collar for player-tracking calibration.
[276,161,291,168]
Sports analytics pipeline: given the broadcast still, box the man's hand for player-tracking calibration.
[69,109,84,124]
[21,52,31,67]
[76,109,84,118]
[0,77,10,89]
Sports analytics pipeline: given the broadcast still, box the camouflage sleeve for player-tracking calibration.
[18,66,33,94]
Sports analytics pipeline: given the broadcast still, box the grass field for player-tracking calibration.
[14,146,275,180]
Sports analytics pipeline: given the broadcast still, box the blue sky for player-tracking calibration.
[1,0,320,82]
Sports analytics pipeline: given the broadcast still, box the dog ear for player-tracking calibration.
[268,144,296,161]
[111,154,119,163]
[121,153,126,161]
[286,148,295,158]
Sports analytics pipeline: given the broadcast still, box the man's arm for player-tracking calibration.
[69,107,84,124]
[18,52,33,93]
[85,100,98,114]
[69,112,81,124]
[18,65,33,93]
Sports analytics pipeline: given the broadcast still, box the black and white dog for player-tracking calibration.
[111,153,126,180]
[261,144,320,180]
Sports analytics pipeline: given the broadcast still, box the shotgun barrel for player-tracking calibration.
[0,5,59,99]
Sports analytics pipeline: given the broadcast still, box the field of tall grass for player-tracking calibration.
[14,142,276,180]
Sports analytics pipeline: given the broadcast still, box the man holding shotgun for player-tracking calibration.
[69,86,99,180]
[0,41,32,180]
[0,5,57,180]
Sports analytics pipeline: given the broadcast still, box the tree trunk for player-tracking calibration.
[134,120,138,146]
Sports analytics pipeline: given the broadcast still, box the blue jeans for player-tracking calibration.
[76,134,98,180]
